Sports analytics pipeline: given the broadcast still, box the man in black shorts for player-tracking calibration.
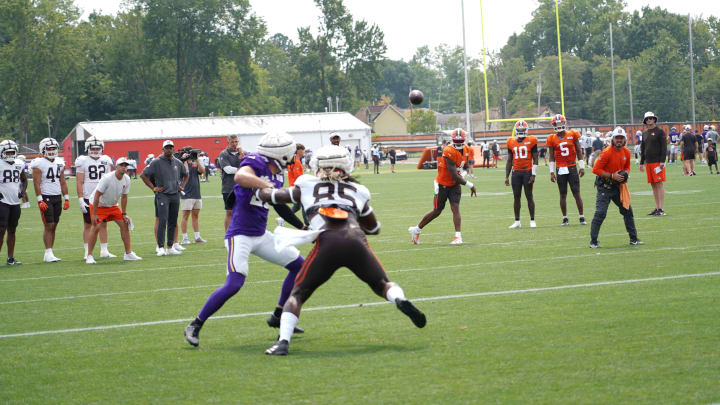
[216,135,244,230]
[706,140,718,174]
[505,120,539,228]
[258,145,426,356]
[0,140,26,265]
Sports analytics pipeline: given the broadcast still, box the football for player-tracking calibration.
[409,89,424,105]
[615,170,629,184]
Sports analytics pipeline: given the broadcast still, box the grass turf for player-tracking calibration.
[1,161,718,404]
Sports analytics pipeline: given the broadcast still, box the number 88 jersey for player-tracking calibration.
[30,157,65,196]
[75,155,113,199]
[0,160,24,205]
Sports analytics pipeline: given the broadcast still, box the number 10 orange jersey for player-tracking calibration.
[506,136,538,171]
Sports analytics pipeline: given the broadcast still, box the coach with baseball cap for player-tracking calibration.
[140,139,188,256]
[330,132,340,146]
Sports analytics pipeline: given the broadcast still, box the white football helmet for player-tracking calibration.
[85,136,104,158]
[256,131,296,168]
[704,125,710,131]
[683,124,692,132]
[0,140,18,163]
[635,130,642,137]
[310,145,354,178]
[39,137,59,159]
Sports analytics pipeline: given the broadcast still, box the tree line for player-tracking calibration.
[1,0,718,143]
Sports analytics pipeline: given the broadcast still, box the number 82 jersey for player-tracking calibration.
[75,155,113,199]
[30,157,65,196]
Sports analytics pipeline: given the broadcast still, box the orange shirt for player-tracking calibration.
[546,129,580,167]
[287,156,303,186]
[467,146,475,160]
[506,136,538,171]
[592,146,631,176]
[436,145,469,186]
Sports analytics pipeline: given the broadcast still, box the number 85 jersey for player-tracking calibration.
[30,157,65,196]
[0,160,24,205]
[75,155,113,199]
[293,174,373,229]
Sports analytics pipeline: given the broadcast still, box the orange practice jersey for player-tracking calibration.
[436,145,469,186]
[546,129,580,167]
[592,146,631,176]
[506,136,538,171]
[287,156,303,186]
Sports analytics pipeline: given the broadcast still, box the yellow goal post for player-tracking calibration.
[479,0,565,124]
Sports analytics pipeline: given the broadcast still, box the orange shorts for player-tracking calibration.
[645,163,666,183]
[90,204,123,223]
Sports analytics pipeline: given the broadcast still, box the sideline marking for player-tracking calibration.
[1,271,718,339]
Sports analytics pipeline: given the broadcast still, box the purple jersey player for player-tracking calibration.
[184,131,305,347]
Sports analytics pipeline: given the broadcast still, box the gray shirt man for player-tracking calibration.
[143,156,187,194]
[217,148,243,194]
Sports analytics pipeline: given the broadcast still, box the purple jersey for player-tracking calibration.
[225,153,284,238]
[635,133,642,145]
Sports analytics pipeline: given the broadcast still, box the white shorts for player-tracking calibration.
[181,198,202,210]
[670,145,678,154]
[225,231,300,276]
[634,145,641,154]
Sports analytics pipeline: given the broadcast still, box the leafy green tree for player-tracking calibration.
[407,108,437,134]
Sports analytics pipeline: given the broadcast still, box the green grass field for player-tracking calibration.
[1,161,719,404]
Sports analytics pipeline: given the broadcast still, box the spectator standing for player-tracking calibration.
[371,144,380,174]
[679,125,697,176]
[482,141,491,168]
[388,148,397,173]
[286,143,307,225]
[491,141,500,166]
[582,131,594,164]
[180,150,206,244]
[706,139,718,174]
[696,129,706,164]
[354,145,362,169]
[590,132,604,167]
[466,141,475,178]
[140,140,188,256]
[217,135,244,230]
[639,112,667,216]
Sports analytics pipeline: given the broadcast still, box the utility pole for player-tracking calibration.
[627,66,634,124]
[609,23,617,128]
[461,0,472,135]
[327,97,332,112]
[689,14,697,130]
[336,96,339,112]
[536,72,542,117]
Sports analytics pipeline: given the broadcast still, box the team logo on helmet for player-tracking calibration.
[0,140,18,164]
[39,137,59,159]
[450,128,466,149]
[514,120,529,138]
[551,114,566,132]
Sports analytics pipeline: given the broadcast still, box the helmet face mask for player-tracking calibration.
[85,136,104,158]
[450,128,466,149]
[551,114,566,132]
[514,120,529,139]
[0,140,18,163]
[40,137,59,159]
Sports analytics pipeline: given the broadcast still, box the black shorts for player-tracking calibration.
[222,192,236,211]
[82,198,91,224]
[540,148,547,157]
[434,184,461,211]
[708,153,717,165]
[511,170,533,198]
[683,150,695,160]
[294,229,388,299]
[0,202,20,229]
[697,143,704,153]
[556,165,581,195]
[389,157,396,164]
[372,156,379,164]
[40,195,62,224]
[584,147,592,157]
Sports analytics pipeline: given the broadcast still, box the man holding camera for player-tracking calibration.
[179,146,206,244]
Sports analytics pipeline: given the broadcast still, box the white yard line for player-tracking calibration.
[1,271,718,339]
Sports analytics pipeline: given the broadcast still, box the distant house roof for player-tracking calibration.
[70,112,370,142]
[354,104,408,124]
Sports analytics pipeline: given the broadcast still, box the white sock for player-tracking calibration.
[45,248,52,255]
[279,312,298,342]
[100,243,108,252]
[194,232,201,239]
[182,233,188,240]
[385,285,406,303]
[84,243,88,256]
[455,232,461,238]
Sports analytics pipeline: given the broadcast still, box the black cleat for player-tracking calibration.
[656,209,666,216]
[6,257,21,265]
[265,339,289,355]
[629,240,645,246]
[266,313,304,334]
[395,299,427,328]
[579,217,587,225]
[184,321,201,347]
[561,218,569,226]
[648,208,658,216]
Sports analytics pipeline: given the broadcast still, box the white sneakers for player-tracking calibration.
[166,247,182,255]
[450,236,463,245]
[156,246,166,256]
[85,255,96,264]
[509,221,522,229]
[180,237,192,245]
[408,226,421,244]
[43,251,61,262]
[194,237,207,243]
[124,252,142,261]
[172,243,186,251]
[276,218,285,227]
[100,250,117,258]
[530,220,537,228]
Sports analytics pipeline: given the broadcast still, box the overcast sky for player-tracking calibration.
[75,0,719,61]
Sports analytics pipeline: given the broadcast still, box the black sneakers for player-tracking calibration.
[6,257,21,265]
[266,313,304,334]
[395,299,427,328]
[561,218,570,226]
[184,321,202,347]
[589,241,601,249]
[648,208,658,215]
[265,339,289,355]
[648,209,667,216]
[579,217,587,225]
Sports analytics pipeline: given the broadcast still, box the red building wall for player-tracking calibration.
[101,137,228,171]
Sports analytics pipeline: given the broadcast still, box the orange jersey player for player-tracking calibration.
[409,128,477,245]
[505,120,539,229]
[546,114,586,226]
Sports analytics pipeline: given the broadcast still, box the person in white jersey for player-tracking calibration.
[76,136,116,259]
[0,140,27,265]
[30,138,70,262]
[86,158,141,264]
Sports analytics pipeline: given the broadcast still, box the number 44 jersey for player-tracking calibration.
[30,157,66,196]
[0,159,25,205]
[75,155,113,199]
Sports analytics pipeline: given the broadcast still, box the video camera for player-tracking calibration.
[175,146,202,162]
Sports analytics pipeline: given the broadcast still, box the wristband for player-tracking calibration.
[271,189,277,205]
[463,181,474,189]
[122,212,127,216]
[578,160,585,169]
[64,194,70,201]
[37,195,44,202]
[549,162,556,173]
[532,165,538,176]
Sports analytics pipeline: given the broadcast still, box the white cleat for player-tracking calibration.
[166,247,182,255]
[450,236,463,245]
[180,238,192,245]
[100,251,117,258]
[44,253,61,262]
[172,243,186,251]
[156,247,167,257]
[530,220,537,228]
[194,237,207,243]
[124,252,142,261]
[508,221,522,229]
[408,226,421,244]
[85,255,96,264]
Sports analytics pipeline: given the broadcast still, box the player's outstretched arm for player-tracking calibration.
[234,166,272,189]
[446,156,476,196]
[257,187,294,205]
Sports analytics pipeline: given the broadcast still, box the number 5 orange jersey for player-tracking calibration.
[506,136,538,171]
[436,145,469,186]
[546,129,580,167]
